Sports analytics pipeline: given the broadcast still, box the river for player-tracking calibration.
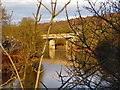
[2,41,118,89]
[3,47,71,88]
[2,46,111,89]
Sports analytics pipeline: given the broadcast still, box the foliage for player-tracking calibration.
[37,20,72,34]
[17,17,44,58]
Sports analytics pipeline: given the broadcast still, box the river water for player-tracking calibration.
[3,47,110,89]
[40,63,68,88]
[36,48,70,88]
[4,47,70,88]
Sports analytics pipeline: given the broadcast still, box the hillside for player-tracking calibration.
[37,20,72,34]
[36,13,119,34]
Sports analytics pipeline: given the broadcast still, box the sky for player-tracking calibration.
[1,0,103,24]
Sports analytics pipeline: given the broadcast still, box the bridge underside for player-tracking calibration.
[48,38,75,59]
[42,33,75,59]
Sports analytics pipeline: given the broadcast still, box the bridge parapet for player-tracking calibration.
[42,33,75,39]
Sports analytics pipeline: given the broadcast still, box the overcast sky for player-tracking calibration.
[2,0,103,24]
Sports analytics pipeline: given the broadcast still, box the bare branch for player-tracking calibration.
[55,0,71,17]
[41,3,52,15]
[37,14,42,22]
[32,13,36,19]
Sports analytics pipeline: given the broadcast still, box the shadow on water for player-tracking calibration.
[3,63,68,88]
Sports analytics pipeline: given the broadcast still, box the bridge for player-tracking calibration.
[42,33,75,59]
[4,33,76,59]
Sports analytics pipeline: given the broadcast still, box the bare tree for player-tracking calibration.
[1,0,71,89]
[55,0,120,89]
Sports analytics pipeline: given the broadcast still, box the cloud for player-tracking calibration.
[41,15,76,23]
[2,0,37,3]
[2,0,101,24]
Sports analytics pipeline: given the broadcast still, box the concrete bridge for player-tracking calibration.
[4,33,76,59]
[42,33,75,59]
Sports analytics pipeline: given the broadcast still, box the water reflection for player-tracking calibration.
[2,47,71,88]
[40,63,67,88]
[4,62,68,88]
[44,48,68,60]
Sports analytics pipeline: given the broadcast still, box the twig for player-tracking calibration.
[0,43,24,89]
[55,0,71,17]
[41,3,52,14]
[1,76,16,87]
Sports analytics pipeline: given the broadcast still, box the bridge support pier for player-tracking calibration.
[49,39,55,59]
[66,38,72,60]
[66,38,76,60]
